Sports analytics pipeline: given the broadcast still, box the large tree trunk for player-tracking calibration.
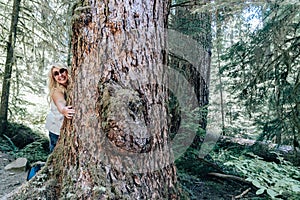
[8,0,181,199]
[0,0,21,135]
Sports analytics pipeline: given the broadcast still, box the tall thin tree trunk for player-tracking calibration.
[216,10,225,134]
[0,0,21,135]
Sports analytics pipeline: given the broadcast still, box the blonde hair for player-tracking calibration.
[47,63,71,102]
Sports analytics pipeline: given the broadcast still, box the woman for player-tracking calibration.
[45,63,75,152]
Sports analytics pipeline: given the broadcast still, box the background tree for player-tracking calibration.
[202,2,262,137]
[168,0,212,154]
[0,0,21,135]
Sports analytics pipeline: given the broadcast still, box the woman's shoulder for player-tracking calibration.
[51,87,65,99]
[52,86,65,94]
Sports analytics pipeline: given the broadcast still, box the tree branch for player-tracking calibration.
[170,0,206,8]
[208,172,251,185]
[234,188,251,199]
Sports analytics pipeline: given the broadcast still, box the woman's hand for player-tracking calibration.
[62,106,75,119]
[52,89,75,119]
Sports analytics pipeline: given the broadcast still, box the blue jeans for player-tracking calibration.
[49,132,59,153]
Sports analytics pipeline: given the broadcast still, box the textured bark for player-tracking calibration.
[0,0,21,135]
[7,0,181,199]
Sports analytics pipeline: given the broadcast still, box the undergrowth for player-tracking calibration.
[0,122,49,163]
[211,149,300,200]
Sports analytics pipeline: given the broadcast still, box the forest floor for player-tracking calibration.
[0,152,27,199]
[178,172,264,200]
[0,151,264,200]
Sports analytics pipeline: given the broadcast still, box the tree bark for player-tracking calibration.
[7,0,182,199]
[0,0,21,135]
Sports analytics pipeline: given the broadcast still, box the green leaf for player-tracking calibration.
[245,177,253,182]
[291,185,300,192]
[224,161,234,166]
[252,180,261,188]
[256,188,265,195]
[266,189,278,198]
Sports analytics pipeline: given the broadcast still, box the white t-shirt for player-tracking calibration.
[45,101,64,135]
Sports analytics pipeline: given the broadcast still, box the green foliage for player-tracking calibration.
[220,3,300,144]
[0,137,15,152]
[2,134,18,152]
[0,121,49,163]
[4,122,42,148]
[175,147,205,175]
[15,138,49,163]
[213,150,300,199]
[170,0,212,49]
[170,106,207,163]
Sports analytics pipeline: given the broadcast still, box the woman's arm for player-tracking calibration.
[52,90,75,119]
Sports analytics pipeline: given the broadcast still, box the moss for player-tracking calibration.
[5,122,44,149]
[15,138,49,163]
[0,122,49,163]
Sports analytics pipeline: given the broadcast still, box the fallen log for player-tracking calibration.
[218,136,300,165]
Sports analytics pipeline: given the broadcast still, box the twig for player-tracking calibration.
[234,188,251,199]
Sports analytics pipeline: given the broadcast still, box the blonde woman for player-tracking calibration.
[45,63,75,152]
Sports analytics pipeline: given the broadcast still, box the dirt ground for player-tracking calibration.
[0,152,28,199]
[178,174,264,200]
[0,151,264,200]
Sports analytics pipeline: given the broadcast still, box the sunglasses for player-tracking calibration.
[53,68,67,77]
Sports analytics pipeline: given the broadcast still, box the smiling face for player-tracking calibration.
[52,67,68,87]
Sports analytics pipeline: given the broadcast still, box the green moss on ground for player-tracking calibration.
[0,122,49,163]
